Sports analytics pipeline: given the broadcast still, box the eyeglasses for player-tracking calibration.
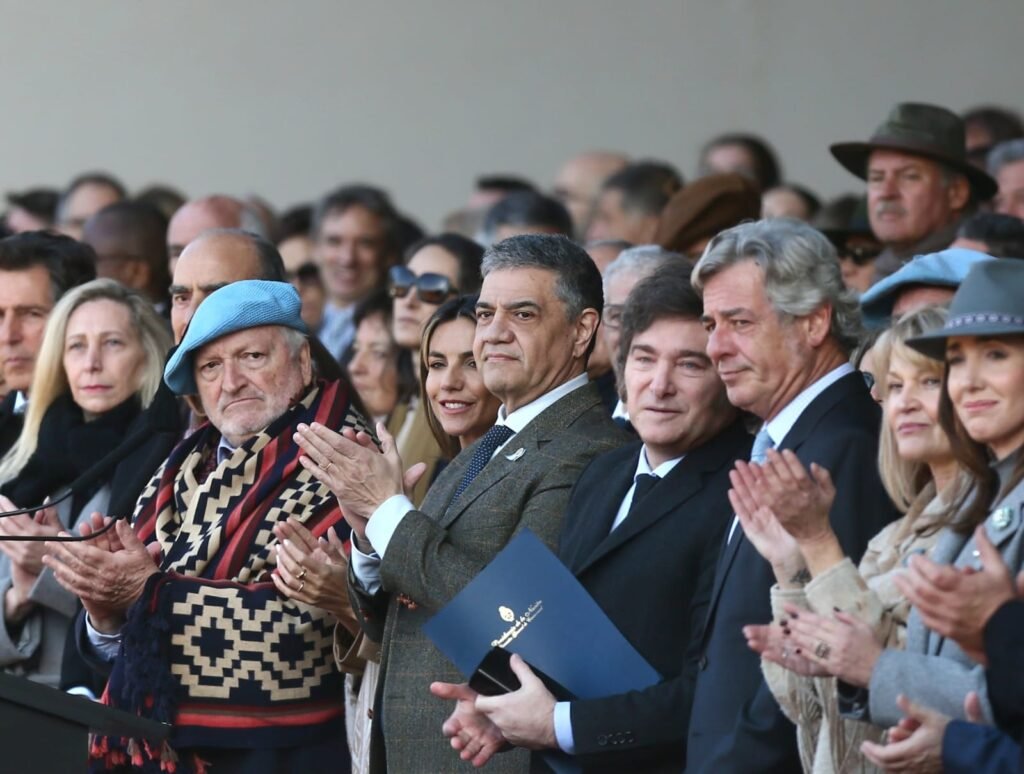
[839,245,883,266]
[388,265,457,305]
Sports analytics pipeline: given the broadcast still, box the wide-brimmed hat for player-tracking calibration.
[906,259,1024,360]
[654,173,761,254]
[830,102,998,201]
[859,247,993,327]
[165,280,308,395]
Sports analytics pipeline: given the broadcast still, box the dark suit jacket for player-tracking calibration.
[985,599,1024,740]
[0,392,23,461]
[685,372,900,773]
[551,420,751,773]
[350,381,628,774]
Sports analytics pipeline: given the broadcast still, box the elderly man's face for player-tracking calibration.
[194,325,311,447]
[702,260,819,421]
[867,150,968,249]
[169,235,264,342]
[474,267,597,413]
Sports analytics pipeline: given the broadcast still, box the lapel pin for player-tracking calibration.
[992,506,1013,530]
[505,447,526,461]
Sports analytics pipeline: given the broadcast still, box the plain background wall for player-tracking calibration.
[2,0,1022,228]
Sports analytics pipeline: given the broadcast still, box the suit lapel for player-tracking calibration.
[437,382,606,530]
[775,372,867,452]
[563,450,639,574]
[577,451,707,575]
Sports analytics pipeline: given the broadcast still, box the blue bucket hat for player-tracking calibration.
[858,247,993,327]
[164,280,308,395]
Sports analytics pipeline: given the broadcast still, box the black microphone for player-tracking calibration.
[0,419,159,541]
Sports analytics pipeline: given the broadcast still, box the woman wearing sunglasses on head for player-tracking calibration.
[384,233,484,505]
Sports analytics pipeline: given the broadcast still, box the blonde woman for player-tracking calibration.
[0,278,180,689]
[735,306,966,773]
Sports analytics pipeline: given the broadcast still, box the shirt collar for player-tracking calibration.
[13,391,27,415]
[217,435,238,465]
[762,363,854,446]
[496,373,589,435]
[611,399,629,421]
[634,444,685,480]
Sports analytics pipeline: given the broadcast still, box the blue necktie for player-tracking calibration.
[725,428,775,549]
[750,428,774,464]
[451,424,516,503]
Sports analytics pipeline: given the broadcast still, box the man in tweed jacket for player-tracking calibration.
[302,234,628,772]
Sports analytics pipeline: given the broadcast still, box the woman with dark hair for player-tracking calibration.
[385,233,484,505]
[419,295,501,460]
[346,289,416,425]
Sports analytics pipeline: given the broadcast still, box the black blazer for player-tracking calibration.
[685,372,900,773]
[548,420,751,773]
[985,599,1024,741]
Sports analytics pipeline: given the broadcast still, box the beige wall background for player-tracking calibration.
[2,0,1022,229]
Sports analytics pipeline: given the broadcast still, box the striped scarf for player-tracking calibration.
[90,379,369,773]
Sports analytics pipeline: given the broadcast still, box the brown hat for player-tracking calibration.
[830,102,998,200]
[654,173,761,254]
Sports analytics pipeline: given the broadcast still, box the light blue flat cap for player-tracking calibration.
[859,247,993,327]
[164,280,308,395]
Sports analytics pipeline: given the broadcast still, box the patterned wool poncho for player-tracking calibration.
[91,379,369,773]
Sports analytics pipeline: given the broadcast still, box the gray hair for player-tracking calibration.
[603,244,683,296]
[988,138,1024,177]
[481,234,603,322]
[692,218,863,353]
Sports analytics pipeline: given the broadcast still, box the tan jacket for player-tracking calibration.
[762,492,946,774]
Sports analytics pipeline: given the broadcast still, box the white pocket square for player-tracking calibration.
[505,447,526,461]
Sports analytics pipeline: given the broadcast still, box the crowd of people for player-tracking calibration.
[0,98,1022,773]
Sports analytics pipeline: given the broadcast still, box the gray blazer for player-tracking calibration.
[860,473,1024,727]
[0,486,108,688]
[349,381,628,774]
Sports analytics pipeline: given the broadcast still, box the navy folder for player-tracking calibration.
[423,528,661,700]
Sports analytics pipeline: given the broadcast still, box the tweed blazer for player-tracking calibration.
[844,469,1024,728]
[350,381,628,774]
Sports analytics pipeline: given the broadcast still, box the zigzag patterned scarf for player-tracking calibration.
[90,379,368,773]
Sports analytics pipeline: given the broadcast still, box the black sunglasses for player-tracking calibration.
[388,265,457,304]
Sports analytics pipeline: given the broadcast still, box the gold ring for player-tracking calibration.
[297,568,307,581]
[814,641,831,660]
[298,581,305,592]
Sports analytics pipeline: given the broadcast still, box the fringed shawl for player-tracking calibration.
[91,379,369,772]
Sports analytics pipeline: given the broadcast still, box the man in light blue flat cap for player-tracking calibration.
[858,247,994,328]
[47,278,371,771]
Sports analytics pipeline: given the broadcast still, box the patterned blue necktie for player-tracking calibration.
[451,424,516,503]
